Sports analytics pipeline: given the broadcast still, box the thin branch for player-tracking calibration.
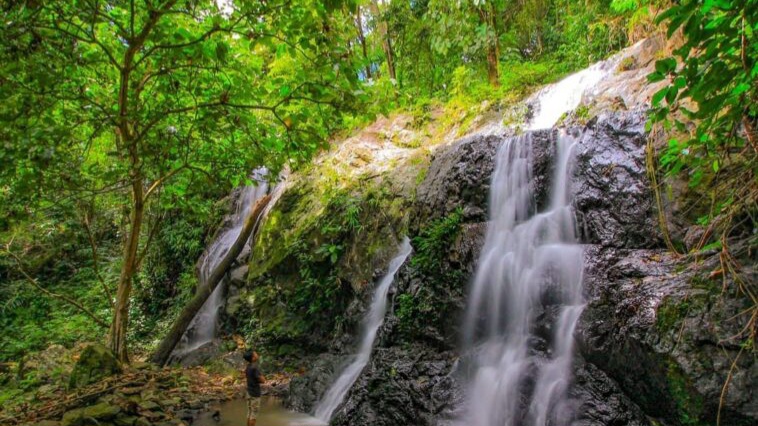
[143,164,187,200]
[134,101,273,143]
[4,247,109,329]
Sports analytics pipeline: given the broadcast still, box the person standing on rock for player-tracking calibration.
[243,350,266,426]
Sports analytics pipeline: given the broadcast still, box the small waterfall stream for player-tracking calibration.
[459,62,614,425]
[314,237,413,422]
[172,169,270,357]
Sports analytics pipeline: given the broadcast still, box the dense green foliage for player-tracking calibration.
[398,209,465,340]
[649,0,756,238]
[1,0,728,366]
[0,0,361,360]
[350,0,653,123]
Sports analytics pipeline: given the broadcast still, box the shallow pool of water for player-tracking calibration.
[193,397,326,426]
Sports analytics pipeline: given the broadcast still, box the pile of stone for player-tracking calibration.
[3,345,239,426]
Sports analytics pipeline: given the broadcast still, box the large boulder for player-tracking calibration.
[68,344,122,389]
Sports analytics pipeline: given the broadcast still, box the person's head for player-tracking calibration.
[243,349,259,363]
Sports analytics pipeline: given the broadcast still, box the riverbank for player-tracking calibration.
[0,343,299,426]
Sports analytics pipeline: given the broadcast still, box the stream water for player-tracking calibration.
[193,397,325,426]
[172,169,270,357]
[313,237,413,422]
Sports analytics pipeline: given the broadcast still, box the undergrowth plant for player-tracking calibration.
[648,1,756,423]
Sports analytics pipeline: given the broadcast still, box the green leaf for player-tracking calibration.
[732,83,750,96]
[648,71,665,83]
[655,58,677,74]
[673,76,687,89]
[652,87,669,106]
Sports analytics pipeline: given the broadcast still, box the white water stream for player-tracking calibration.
[314,237,413,422]
[527,62,610,130]
[172,168,270,356]
[458,60,614,425]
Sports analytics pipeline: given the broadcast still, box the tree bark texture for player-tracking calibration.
[149,194,272,366]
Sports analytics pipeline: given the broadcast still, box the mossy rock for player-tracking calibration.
[61,402,121,426]
[113,416,139,426]
[68,344,122,389]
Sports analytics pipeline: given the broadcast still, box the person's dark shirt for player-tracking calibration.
[245,363,263,397]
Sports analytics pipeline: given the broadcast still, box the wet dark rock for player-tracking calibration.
[287,353,347,413]
[414,134,500,225]
[571,359,651,426]
[171,341,222,367]
[414,131,556,227]
[579,245,757,425]
[283,106,755,426]
[571,110,661,248]
[68,344,122,390]
[327,347,459,426]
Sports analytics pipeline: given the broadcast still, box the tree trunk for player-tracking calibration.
[370,0,396,80]
[109,177,144,363]
[486,41,500,87]
[355,7,371,79]
[485,4,500,87]
[385,29,397,81]
[150,194,272,366]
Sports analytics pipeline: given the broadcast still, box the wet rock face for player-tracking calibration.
[571,110,661,248]
[571,359,652,426]
[330,347,460,426]
[415,134,500,224]
[286,108,756,426]
[287,353,347,413]
[414,131,556,227]
[579,245,757,425]
[288,348,462,426]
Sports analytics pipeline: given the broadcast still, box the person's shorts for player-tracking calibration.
[247,396,261,420]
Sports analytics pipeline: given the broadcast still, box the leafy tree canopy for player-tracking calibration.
[0,0,360,222]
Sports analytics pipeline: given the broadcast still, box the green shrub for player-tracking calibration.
[411,208,464,274]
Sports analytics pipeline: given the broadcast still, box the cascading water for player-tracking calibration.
[458,62,613,425]
[172,168,270,356]
[314,237,413,422]
[527,59,615,130]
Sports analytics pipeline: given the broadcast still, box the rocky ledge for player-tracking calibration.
[287,109,756,426]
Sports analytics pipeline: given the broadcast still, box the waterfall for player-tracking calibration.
[173,168,270,356]
[457,62,610,425]
[527,59,615,130]
[314,237,413,422]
